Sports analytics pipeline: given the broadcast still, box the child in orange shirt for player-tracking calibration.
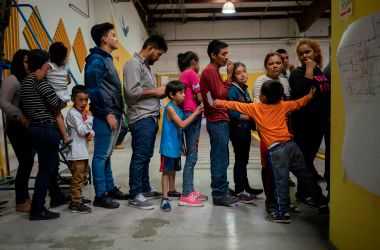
[215,80,328,224]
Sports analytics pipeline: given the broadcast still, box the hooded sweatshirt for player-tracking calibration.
[84,47,124,120]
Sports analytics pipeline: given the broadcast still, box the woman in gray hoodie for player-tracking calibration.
[0,49,33,212]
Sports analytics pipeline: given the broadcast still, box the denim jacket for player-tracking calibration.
[84,47,124,120]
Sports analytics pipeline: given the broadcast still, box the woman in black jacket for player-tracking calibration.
[289,39,330,202]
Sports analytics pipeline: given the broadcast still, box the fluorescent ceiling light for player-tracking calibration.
[222,1,235,14]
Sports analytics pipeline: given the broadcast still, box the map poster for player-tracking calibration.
[337,10,380,195]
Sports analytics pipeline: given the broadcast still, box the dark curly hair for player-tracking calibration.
[296,38,323,68]
[49,42,67,67]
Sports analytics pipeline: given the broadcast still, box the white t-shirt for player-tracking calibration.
[46,62,71,102]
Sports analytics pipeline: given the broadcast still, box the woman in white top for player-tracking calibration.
[252,52,293,213]
[252,52,290,103]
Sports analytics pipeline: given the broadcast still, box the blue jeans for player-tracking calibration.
[206,121,230,200]
[182,113,202,196]
[129,117,158,198]
[268,141,326,216]
[7,123,35,204]
[92,117,120,197]
[25,124,64,212]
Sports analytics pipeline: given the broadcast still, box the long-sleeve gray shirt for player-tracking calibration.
[0,75,23,124]
[123,53,160,125]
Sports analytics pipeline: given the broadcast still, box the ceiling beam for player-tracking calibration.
[146,0,311,4]
[151,12,330,22]
[151,6,305,15]
[296,0,330,32]
[132,0,158,32]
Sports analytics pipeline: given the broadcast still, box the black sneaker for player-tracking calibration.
[288,178,296,187]
[30,207,60,221]
[237,191,256,204]
[69,203,92,214]
[318,204,329,214]
[167,190,181,200]
[107,186,129,200]
[93,195,120,209]
[50,195,71,208]
[245,187,264,196]
[213,195,239,207]
[288,204,301,214]
[82,197,92,204]
[297,196,315,208]
[265,212,291,224]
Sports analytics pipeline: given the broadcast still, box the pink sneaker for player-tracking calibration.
[192,191,208,201]
[178,194,204,207]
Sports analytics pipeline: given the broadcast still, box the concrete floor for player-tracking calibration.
[0,120,329,250]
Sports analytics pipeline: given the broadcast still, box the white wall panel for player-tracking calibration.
[152,40,330,74]
[153,18,330,74]
[175,22,214,40]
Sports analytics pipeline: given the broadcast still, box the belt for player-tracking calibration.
[268,140,292,150]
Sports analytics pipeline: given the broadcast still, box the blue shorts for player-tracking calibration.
[160,155,181,173]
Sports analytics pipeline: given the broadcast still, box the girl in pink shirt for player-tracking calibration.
[177,51,207,206]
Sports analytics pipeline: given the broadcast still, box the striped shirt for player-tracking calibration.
[20,73,64,124]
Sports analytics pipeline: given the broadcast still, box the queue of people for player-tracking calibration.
[0,22,330,224]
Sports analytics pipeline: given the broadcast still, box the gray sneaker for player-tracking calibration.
[237,191,256,204]
[128,194,155,210]
[213,195,239,207]
[142,186,162,200]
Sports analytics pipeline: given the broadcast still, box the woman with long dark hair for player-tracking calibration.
[289,39,330,202]
[0,49,34,212]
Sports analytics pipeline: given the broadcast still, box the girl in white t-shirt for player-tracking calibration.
[36,42,72,147]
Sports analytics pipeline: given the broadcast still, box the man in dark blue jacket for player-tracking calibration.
[85,22,128,209]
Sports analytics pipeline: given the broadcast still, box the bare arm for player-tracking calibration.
[67,74,71,85]
[167,105,203,129]
[305,58,317,80]
[195,92,203,104]
[35,62,51,81]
